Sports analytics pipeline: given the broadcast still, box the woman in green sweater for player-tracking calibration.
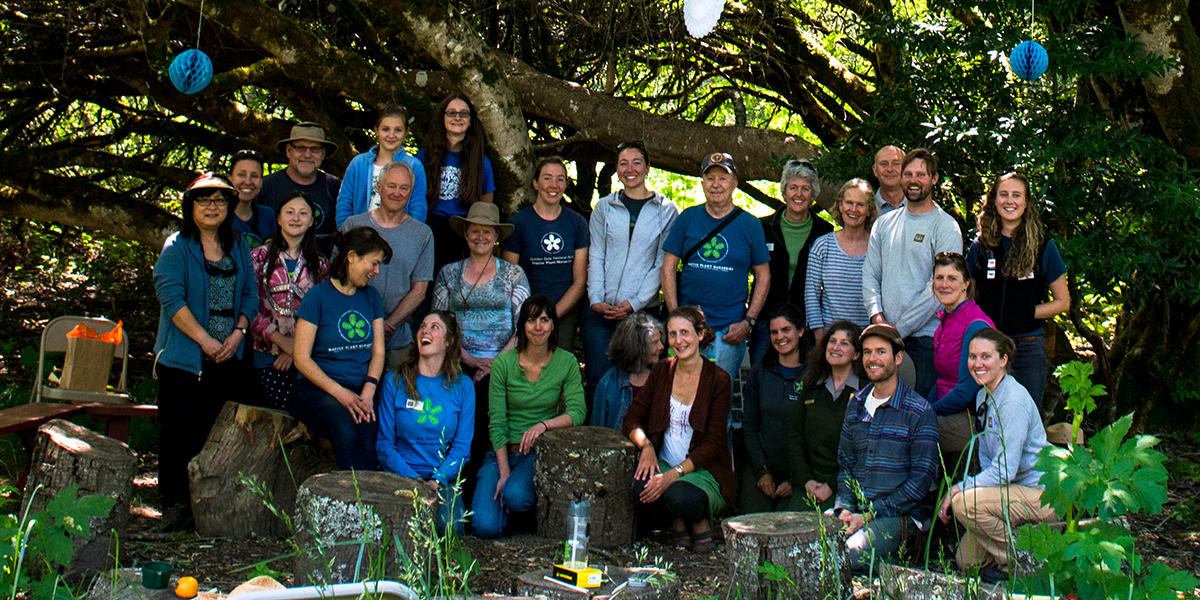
[788,320,864,510]
[472,294,586,537]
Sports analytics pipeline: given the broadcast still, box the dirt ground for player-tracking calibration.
[100,436,1200,599]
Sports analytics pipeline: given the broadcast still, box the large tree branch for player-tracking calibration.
[0,175,179,247]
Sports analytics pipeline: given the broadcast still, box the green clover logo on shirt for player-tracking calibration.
[337,310,369,342]
[417,398,442,426]
[699,234,729,262]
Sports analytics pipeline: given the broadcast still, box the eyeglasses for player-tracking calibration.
[444,110,472,119]
[289,144,325,155]
[194,196,230,207]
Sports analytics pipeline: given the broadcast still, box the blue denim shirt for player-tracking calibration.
[835,379,939,524]
[153,232,258,374]
[589,367,633,429]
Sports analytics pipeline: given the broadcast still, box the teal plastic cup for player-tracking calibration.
[141,561,173,589]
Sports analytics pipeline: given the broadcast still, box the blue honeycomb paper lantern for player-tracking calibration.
[1010,40,1049,82]
[169,49,213,94]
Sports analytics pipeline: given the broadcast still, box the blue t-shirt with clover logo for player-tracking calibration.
[296,279,384,387]
[663,204,770,329]
[376,372,475,485]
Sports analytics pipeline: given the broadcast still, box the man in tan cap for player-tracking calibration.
[260,121,342,253]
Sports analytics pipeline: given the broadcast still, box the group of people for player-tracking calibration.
[152,98,1068,581]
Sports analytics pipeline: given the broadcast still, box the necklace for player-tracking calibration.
[458,258,494,308]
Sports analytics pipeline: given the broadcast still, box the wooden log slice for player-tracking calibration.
[22,418,136,581]
[722,511,851,600]
[878,564,1005,600]
[533,426,637,547]
[514,566,679,600]
[188,402,336,538]
[291,470,428,585]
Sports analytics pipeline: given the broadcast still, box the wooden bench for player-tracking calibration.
[0,401,157,487]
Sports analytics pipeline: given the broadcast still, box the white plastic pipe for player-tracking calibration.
[230,581,418,600]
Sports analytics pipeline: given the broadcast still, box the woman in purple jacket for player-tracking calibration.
[929,251,993,460]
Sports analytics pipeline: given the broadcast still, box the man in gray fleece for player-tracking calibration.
[862,148,961,398]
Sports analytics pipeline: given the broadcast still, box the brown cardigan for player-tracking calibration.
[622,357,735,506]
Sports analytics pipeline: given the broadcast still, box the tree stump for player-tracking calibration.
[722,511,851,600]
[533,426,637,547]
[878,564,1005,599]
[514,567,680,600]
[188,402,336,538]
[21,418,136,581]
[291,470,428,586]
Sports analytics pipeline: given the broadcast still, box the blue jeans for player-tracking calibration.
[1010,336,1047,411]
[292,379,378,470]
[846,516,911,573]
[904,335,936,399]
[704,325,747,384]
[747,320,771,368]
[435,483,467,536]
[580,307,620,403]
[470,450,537,538]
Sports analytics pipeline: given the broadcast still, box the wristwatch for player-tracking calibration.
[745,316,757,327]
[236,326,248,335]
[674,464,685,476]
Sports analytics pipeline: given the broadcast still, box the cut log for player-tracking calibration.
[721,511,851,600]
[187,403,337,538]
[21,418,136,581]
[878,564,1005,599]
[533,426,638,548]
[514,566,680,600]
[291,470,429,586]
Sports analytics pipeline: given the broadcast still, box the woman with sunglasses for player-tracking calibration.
[966,172,1069,410]
[419,94,496,274]
[229,149,276,248]
[153,172,259,529]
[928,251,993,461]
[751,160,834,365]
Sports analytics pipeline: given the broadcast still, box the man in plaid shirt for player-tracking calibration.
[833,324,939,572]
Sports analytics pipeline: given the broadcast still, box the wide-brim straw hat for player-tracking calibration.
[449,202,514,241]
[276,121,338,155]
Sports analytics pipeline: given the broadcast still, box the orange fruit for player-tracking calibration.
[175,576,199,599]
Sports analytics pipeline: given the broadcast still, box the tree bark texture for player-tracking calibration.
[533,426,638,548]
[21,419,136,581]
[1117,0,1200,164]
[721,511,850,600]
[187,402,337,538]
[291,470,427,586]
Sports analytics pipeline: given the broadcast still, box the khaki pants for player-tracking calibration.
[951,485,1057,569]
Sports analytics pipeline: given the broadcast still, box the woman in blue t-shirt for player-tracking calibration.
[292,226,392,469]
[377,310,474,533]
[418,94,496,275]
[229,149,276,248]
[500,157,589,350]
[967,172,1069,409]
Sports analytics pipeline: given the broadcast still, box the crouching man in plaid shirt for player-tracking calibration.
[832,324,939,572]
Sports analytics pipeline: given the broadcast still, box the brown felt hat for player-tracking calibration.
[276,121,338,155]
[449,202,514,241]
